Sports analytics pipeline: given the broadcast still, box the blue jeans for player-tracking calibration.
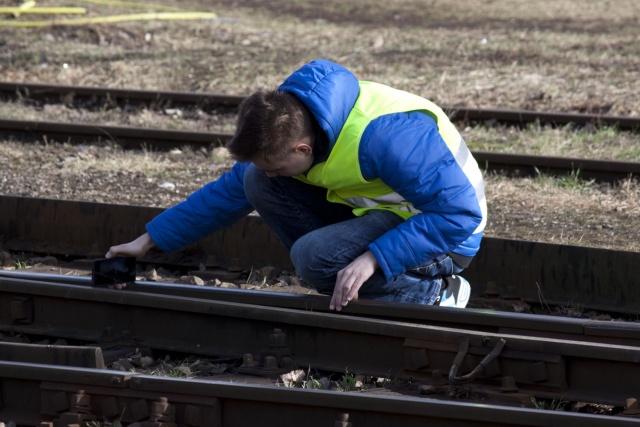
[243,164,463,305]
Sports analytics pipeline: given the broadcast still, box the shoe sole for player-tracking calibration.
[439,275,471,308]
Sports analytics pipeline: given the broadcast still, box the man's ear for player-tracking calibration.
[293,143,313,155]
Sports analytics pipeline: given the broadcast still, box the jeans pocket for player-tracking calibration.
[397,279,442,305]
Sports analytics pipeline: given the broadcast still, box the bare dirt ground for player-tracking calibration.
[1,0,639,253]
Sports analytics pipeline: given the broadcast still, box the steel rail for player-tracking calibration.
[1,80,639,131]
[0,80,245,108]
[2,361,638,427]
[2,277,640,409]
[0,117,226,149]
[2,269,640,348]
[472,151,640,182]
[1,117,638,182]
[2,195,639,315]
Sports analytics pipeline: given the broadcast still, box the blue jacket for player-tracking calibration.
[147,59,486,281]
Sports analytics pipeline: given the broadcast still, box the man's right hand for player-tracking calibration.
[104,233,156,289]
[106,232,155,259]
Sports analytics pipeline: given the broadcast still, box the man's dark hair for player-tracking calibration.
[227,90,314,162]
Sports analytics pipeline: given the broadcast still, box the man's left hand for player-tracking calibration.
[330,250,378,311]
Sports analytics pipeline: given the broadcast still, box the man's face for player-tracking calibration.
[251,136,314,177]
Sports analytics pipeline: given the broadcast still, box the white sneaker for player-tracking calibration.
[437,275,471,308]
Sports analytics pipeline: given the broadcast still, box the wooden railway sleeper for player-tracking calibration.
[10,296,33,325]
[237,328,295,377]
[449,337,507,386]
[41,383,217,427]
[49,389,98,426]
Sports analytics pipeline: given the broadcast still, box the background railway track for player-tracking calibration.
[1,82,639,183]
[2,81,639,130]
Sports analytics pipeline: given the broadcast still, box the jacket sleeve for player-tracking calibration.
[146,162,254,252]
[360,112,483,281]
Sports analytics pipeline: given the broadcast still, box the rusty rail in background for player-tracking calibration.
[0,117,639,182]
[0,118,227,150]
[1,81,639,131]
[0,81,245,109]
[1,195,639,315]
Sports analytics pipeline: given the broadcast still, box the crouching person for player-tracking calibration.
[107,59,487,311]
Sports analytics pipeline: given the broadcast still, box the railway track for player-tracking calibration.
[1,82,639,183]
[2,117,639,183]
[3,269,640,346]
[2,276,640,426]
[2,81,639,130]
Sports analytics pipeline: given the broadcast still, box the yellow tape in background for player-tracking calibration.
[0,7,87,15]
[78,0,182,11]
[0,12,218,27]
[0,0,217,27]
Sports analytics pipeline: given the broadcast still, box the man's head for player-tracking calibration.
[227,90,315,177]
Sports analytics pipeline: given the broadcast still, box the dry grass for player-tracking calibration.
[485,173,640,251]
[2,0,639,114]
